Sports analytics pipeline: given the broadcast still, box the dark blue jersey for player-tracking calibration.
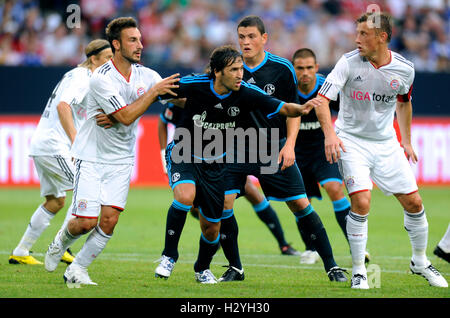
[241,51,299,140]
[163,74,285,162]
[295,74,339,151]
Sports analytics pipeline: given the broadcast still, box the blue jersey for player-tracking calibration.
[295,74,339,152]
[163,73,286,162]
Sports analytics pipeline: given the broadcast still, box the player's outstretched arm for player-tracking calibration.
[113,73,180,126]
[278,98,319,118]
[315,95,345,164]
[396,100,418,163]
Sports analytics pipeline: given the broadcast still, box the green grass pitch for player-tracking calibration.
[0,187,448,299]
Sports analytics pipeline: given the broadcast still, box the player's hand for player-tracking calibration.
[153,73,180,97]
[402,143,418,164]
[301,98,321,115]
[95,109,116,128]
[325,133,345,164]
[278,144,295,171]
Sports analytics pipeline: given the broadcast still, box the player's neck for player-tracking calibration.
[368,47,391,68]
[298,75,317,96]
[213,80,231,96]
[243,50,266,68]
[112,55,132,80]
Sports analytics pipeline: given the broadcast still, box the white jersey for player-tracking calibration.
[70,60,162,164]
[29,67,91,156]
[318,49,414,141]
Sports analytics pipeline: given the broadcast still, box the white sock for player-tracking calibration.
[437,224,450,253]
[58,224,81,251]
[347,211,368,276]
[73,226,111,269]
[13,205,55,256]
[404,208,428,267]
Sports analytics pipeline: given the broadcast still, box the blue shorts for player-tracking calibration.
[295,142,343,200]
[225,161,307,202]
[166,143,226,223]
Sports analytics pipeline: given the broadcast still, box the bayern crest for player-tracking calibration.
[390,79,400,90]
[137,87,146,96]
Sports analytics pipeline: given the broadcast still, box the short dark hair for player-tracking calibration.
[237,15,265,35]
[105,17,138,52]
[292,48,317,63]
[356,12,393,42]
[208,45,242,79]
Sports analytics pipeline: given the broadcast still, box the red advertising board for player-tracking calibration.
[0,115,449,187]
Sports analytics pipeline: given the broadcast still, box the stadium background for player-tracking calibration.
[0,0,449,187]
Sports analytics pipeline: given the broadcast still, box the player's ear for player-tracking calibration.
[262,32,268,44]
[112,39,120,52]
[315,63,319,73]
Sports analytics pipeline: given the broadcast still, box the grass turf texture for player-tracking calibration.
[0,187,449,298]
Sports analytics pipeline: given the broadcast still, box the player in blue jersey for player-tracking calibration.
[292,48,366,264]
[155,45,318,283]
[218,16,348,283]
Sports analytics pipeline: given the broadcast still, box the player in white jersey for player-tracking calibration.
[315,12,448,289]
[9,40,113,266]
[44,17,179,286]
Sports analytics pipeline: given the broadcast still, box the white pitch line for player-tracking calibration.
[2,250,449,275]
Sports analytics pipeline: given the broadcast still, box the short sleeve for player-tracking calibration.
[397,67,415,102]
[90,73,127,115]
[318,55,349,101]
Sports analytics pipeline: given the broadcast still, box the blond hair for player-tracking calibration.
[78,39,111,68]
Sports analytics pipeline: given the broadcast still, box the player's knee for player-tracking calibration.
[287,197,310,212]
[99,213,119,234]
[404,196,423,213]
[200,220,220,242]
[174,187,195,206]
[44,196,65,213]
[351,197,370,214]
[76,218,97,234]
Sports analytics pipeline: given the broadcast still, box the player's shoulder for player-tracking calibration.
[316,73,326,85]
[179,73,210,85]
[133,63,161,79]
[95,60,113,77]
[391,51,415,71]
[240,80,267,95]
[266,51,296,76]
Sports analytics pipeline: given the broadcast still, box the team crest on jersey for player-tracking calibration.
[172,172,181,183]
[137,87,146,97]
[227,106,240,117]
[264,83,276,95]
[390,79,400,90]
[77,199,87,211]
[345,176,355,186]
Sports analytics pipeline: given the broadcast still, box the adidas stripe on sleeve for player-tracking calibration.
[318,56,349,101]
[90,72,127,115]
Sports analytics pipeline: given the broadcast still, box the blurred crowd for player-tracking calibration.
[0,0,449,72]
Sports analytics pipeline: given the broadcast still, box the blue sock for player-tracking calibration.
[332,198,351,242]
[162,200,191,262]
[253,198,288,248]
[194,232,220,272]
[294,205,337,272]
[219,212,242,270]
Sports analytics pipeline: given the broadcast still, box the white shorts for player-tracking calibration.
[71,160,133,219]
[32,155,74,198]
[337,131,418,196]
